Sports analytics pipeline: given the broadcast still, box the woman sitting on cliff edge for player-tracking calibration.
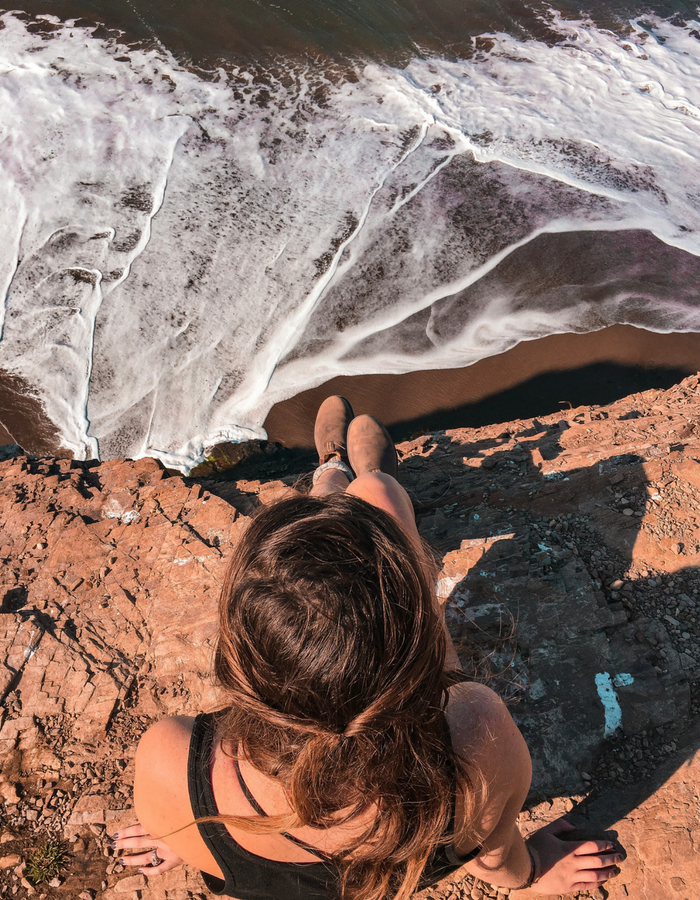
[112,396,622,899]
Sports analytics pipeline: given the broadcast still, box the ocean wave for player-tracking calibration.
[0,11,699,469]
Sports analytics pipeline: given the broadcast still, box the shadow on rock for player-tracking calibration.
[401,394,699,873]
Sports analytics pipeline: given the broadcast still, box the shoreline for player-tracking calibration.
[3,324,700,464]
[0,369,66,457]
[264,324,700,451]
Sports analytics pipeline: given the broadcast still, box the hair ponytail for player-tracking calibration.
[213,493,475,900]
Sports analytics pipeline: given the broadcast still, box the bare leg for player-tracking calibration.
[309,468,351,497]
[347,472,417,539]
[348,473,462,672]
[311,406,462,671]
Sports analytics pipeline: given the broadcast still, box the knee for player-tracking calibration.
[347,473,415,531]
[348,471,398,502]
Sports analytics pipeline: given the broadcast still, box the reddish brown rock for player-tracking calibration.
[2,373,700,900]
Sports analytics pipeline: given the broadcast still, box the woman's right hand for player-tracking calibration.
[525,818,622,894]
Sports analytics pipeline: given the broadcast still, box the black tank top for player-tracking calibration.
[187,712,481,899]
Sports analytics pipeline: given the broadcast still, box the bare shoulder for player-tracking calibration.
[137,716,195,757]
[136,716,195,780]
[446,681,516,755]
[446,681,531,845]
[135,716,196,835]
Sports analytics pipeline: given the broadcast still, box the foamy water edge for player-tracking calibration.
[1,11,700,469]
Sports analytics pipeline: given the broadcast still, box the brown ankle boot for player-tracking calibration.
[314,395,354,465]
[346,414,398,479]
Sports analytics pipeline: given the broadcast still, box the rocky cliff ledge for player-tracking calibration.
[2,375,700,900]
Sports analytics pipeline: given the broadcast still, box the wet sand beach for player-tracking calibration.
[264,325,700,451]
[3,324,699,464]
[0,369,66,457]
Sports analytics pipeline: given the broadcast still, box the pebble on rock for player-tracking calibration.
[114,873,147,893]
[0,855,21,869]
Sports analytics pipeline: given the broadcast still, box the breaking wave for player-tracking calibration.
[1,10,700,468]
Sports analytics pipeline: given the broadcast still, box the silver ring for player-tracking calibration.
[151,850,161,867]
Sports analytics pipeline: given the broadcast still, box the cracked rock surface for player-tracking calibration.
[2,375,700,900]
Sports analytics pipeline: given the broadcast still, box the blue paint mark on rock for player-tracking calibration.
[595,672,634,737]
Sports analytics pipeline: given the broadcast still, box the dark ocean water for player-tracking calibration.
[1,0,699,468]
[14,0,700,62]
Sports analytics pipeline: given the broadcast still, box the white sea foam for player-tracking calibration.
[1,11,700,468]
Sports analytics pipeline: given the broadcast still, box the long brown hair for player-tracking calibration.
[213,492,473,900]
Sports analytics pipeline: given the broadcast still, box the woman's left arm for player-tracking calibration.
[114,716,223,880]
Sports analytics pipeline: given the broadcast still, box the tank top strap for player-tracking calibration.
[232,755,333,862]
[187,712,339,900]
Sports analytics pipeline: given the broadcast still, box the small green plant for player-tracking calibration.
[25,842,68,885]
